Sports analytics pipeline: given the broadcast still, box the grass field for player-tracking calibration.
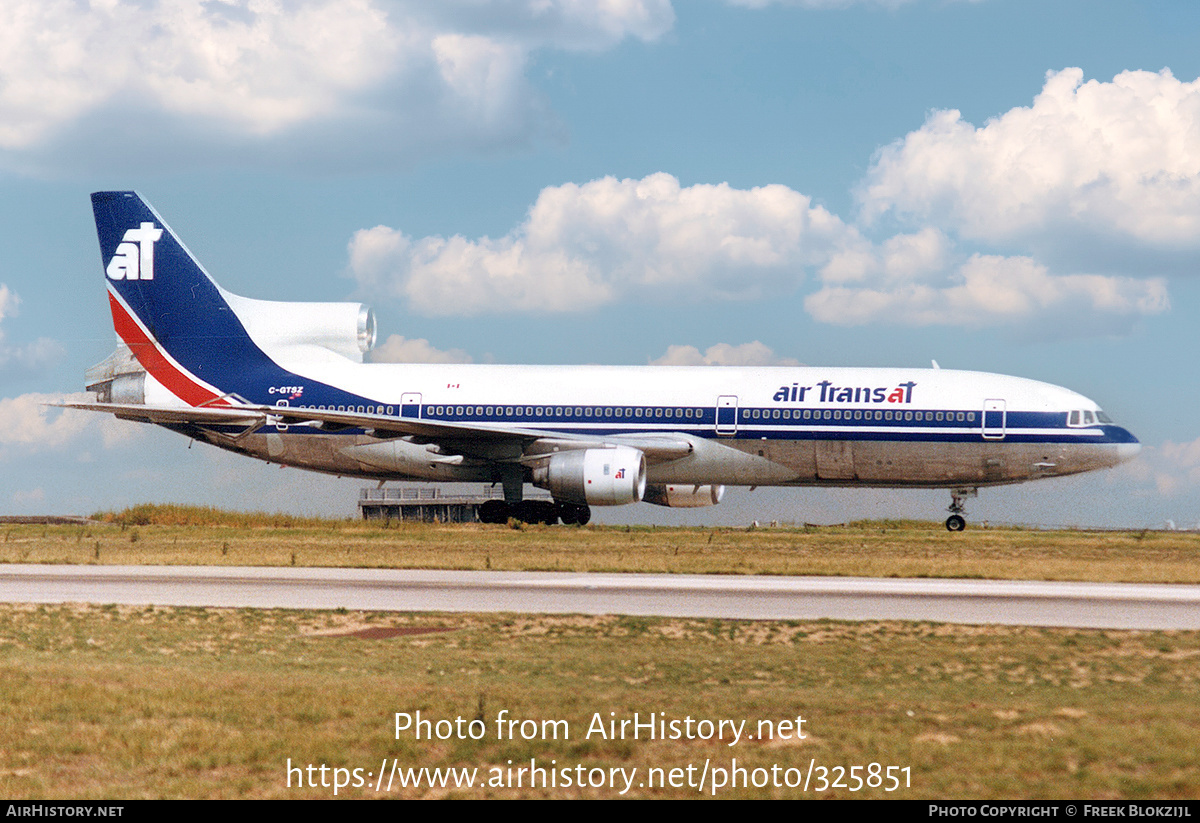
[0,507,1197,799]
[2,506,1200,583]
[1,604,1198,799]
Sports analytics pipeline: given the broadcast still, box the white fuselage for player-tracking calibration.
[189,361,1137,490]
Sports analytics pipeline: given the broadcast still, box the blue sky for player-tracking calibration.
[2,0,1200,527]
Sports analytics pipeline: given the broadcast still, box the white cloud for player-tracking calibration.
[861,68,1200,249]
[341,64,1196,334]
[1107,437,1200,526]
[650,341,800,367]
[818,227,951,286]
[0,284,64,373]
[348,172,853,314]
[0,393,138,454]
[726,0,947,7]
[368,334,473,363]
[0,0,674,171]
[1143,438,1200,498]
[0,284,14,319]
[0,0,399,146]
[431,0,674,51]
[12,487,45,506]
[806,246,1169,333]
[348,171,1170,334]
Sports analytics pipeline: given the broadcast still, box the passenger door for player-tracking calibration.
[401,392,422,418]
[716,395,738,437]
[982,399,1006,440]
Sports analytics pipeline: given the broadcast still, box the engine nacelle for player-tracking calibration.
[643,484,725,508]
[223,293,376,362]
[531,446,647,506]
[109,371,146,404]
[86,342,145,403]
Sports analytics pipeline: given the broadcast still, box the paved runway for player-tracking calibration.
[2,564,1198,629]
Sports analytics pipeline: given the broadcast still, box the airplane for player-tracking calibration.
[65,191,1141,530]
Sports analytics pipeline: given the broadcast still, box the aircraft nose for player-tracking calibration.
[1116,441,1142,463]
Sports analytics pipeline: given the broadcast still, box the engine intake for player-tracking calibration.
[531,446,647,506]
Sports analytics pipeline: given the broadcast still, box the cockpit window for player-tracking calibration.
[1068,409,1111,427]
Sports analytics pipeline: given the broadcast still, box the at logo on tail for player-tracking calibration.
[106,222,164,281]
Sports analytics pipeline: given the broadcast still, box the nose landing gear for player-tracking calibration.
[946,487,977,532]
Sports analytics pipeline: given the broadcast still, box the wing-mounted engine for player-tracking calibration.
[222,293,376,363]
[643,484,725,508]
[531,445,647,506]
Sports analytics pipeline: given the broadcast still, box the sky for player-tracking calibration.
[2,0,1200,528]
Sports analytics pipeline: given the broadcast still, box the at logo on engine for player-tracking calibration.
[106,222,164,281]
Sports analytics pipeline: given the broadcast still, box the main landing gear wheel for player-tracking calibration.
[478,500,510,524]
[478,498,591,526]
[556,502,591,526]
[945,487,977,532]
[514,500,559,525]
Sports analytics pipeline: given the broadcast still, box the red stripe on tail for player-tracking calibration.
[108,290,228,407]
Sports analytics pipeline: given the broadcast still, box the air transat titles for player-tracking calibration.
[772,380,917,404]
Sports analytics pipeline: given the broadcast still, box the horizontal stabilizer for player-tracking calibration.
[52,401,267,427]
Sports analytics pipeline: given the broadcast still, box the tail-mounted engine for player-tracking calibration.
[531,446,647,506]
[85,342,146,403]
[223,294,376,362]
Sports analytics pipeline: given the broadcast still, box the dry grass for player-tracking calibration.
[2,514,1199,583]
[0,605,1197,799]
[93,503,347,529]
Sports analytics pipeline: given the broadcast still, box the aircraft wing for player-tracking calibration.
[54,401,696,463]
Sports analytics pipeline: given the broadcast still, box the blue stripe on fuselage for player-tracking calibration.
[223,402,1137,446]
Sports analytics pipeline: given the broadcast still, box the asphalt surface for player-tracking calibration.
[2,565,1199,629]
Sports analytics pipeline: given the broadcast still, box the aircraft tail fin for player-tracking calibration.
[92,192,375,409]
[91,191,260,407]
